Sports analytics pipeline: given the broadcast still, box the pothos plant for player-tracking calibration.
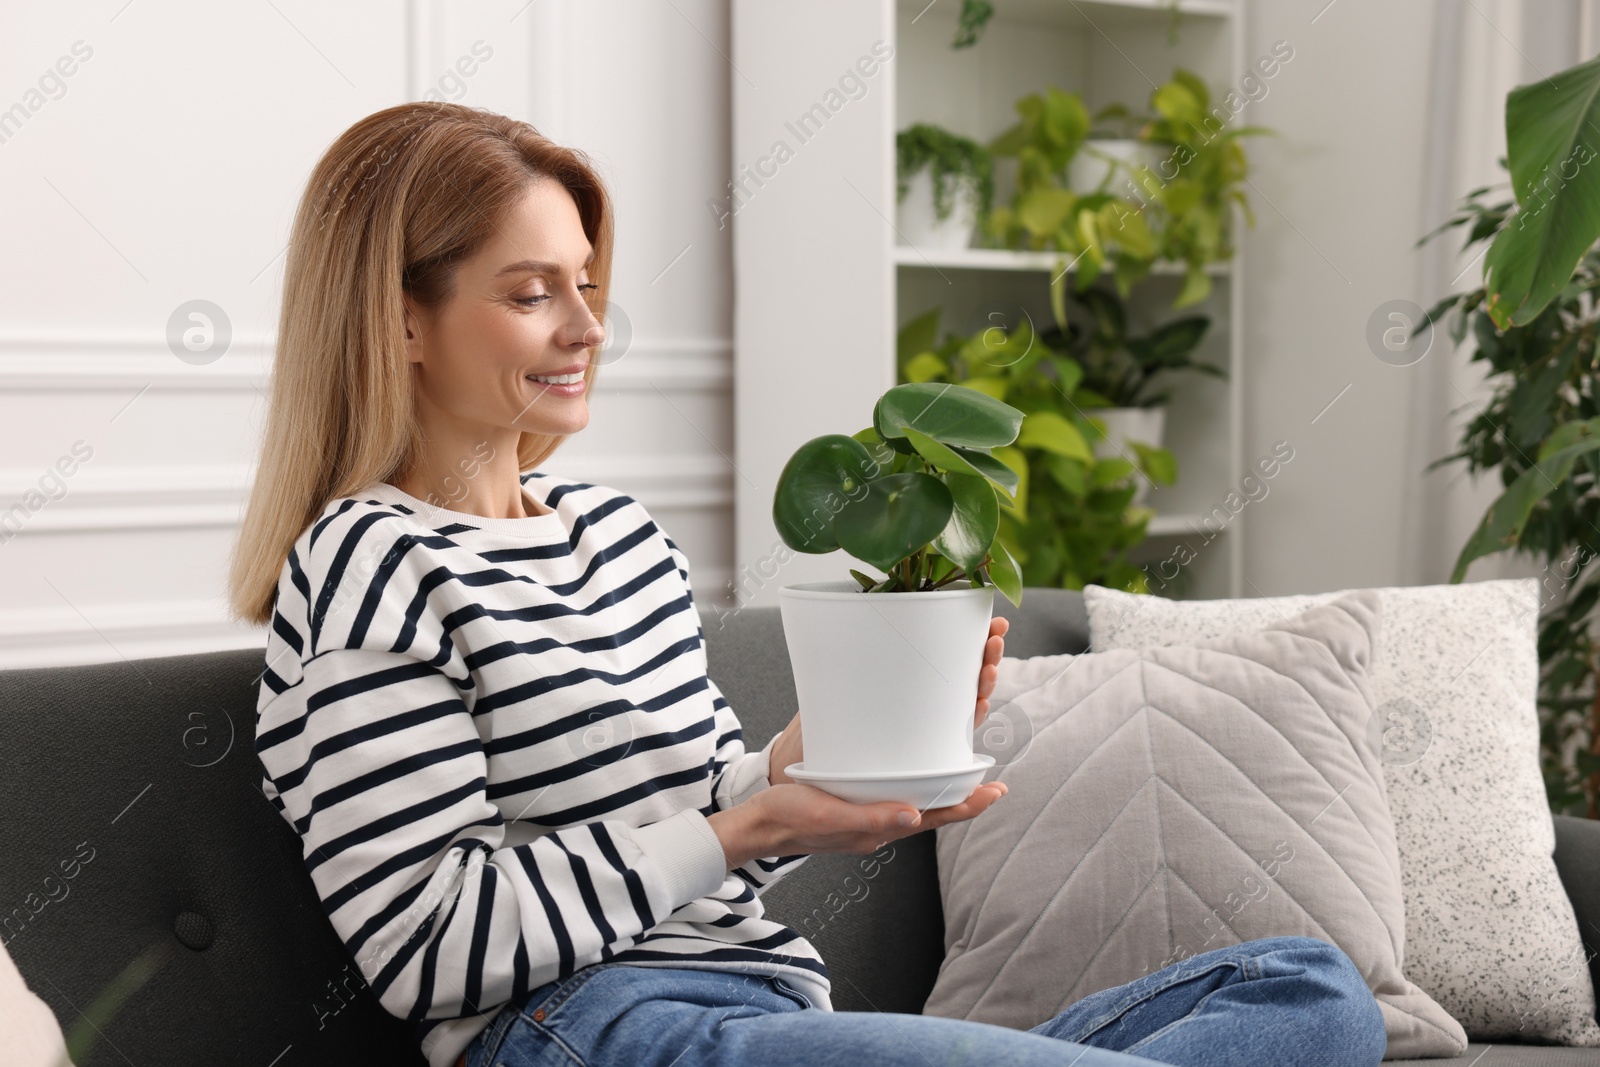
[1132,68,1270,309]
[896,122,996,224]
[772,382,1027,607]
[983,86,1159,297]
[1417,51,1600,819]
[896,307,1176,592]
[983,71,1268,312]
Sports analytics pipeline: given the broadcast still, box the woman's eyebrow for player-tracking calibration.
[495,250,595,278]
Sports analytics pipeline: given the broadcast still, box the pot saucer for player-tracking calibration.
[781,754,996,808]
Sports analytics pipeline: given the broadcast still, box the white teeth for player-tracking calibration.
[528,372,583,385]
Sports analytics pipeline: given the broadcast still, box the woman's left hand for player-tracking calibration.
[975,614,1009,730]
[767,615,1010,788]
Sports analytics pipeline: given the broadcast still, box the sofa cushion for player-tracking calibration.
[1085,579,1600,1048]
[0,647,427,1067]
[924,592,1468,1059]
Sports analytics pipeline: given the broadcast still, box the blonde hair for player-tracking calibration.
[227,102,614,627]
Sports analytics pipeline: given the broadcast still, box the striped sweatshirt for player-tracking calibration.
[254,471,831,1067]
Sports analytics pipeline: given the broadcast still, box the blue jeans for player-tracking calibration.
[461,935,1387,1067]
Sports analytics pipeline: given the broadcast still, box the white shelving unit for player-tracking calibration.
[732,0,1246,605]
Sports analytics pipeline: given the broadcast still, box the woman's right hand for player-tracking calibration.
[706,779,1009,870]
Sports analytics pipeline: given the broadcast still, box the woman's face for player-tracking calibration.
[401,177,604,443]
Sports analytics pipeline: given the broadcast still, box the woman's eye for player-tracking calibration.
[515,293,551,307]
[578,283,599,293]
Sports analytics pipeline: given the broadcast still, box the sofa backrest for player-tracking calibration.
[0,646,426,1066]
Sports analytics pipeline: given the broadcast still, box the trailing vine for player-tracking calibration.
[896,123,995,223]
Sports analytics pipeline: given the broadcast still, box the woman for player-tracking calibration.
[227,102,1387,1067]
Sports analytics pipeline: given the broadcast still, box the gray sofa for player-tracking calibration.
[2,587,1597,1065]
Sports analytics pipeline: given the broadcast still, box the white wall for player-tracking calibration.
[8,0,1594,670]
[0,0,737,667]
[1238,0,1588,596]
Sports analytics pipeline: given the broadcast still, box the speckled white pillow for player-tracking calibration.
[1084,578,1600,1047]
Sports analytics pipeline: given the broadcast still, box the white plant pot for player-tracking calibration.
[1092,407,1166,505]
[777,580,995,779]
[1068,139,1163,196]
[896,166,978,251]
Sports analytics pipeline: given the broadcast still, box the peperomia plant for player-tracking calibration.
[772,383,1027,606]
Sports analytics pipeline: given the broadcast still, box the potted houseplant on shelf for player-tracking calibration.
[1067,101,1163,202]
[771,383,1023,808]
[984,86,1159,296]
[1040,286,1219,504]
[1132,68,1272,308]
[896,122,995,252]
[897,307,1176,591]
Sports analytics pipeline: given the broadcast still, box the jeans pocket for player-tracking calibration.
[768,974,814,1010]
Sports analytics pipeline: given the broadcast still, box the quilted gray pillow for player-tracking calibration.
[924,591,1468,1059]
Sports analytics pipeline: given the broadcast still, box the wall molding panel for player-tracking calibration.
[2,2,737,667]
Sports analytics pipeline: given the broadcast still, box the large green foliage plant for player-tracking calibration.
[1422,51,1600,817]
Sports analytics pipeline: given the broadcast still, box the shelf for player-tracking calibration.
[897,0,1234,32]
[1146,514,1229,538]
[894,246,1231,276]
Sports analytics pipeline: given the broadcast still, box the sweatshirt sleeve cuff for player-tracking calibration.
[721,740,777,811]
[631,807,729,907]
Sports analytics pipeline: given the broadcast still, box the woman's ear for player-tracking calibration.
[401,295,426,364]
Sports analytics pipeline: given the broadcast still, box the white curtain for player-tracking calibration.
[1400,0,1600,586]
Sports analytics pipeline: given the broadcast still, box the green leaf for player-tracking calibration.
[1072,286,1125,343]
[834,471,954,573]
[772,434,881,553]
[985,536,1024,607]
[1151,80,1204,128]
[901,425,989,480]
[903,351,949,383]
[896,308,942,366]
[876,382,1025,449]
[1050,355,1084,395]
[1090,457,1136,488]
[1128,316,1210,364]
[1046,454,1087,495]
[1173,263,1212,308]
[951,445,1020,496]
[1018,186,1078,239]
[1481,52,1600,327]
[956,375,1010,401]
[1130,441,1178,485]
[993,444,1030,518]
[933,472,1000,576]
[1017,410,1094,461]
[1448,419,1600,582]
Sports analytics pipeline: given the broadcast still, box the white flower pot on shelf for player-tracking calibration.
[896,166,979,251]
[1091,406,1166,506]
[776,579,996,807]
[1068,139,1163,196]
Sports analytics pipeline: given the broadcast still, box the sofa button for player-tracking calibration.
[532,1009,545,1022]
[173,911,214,951]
